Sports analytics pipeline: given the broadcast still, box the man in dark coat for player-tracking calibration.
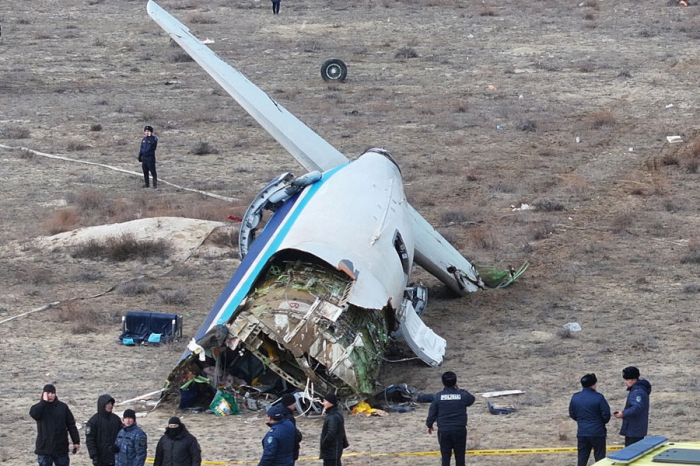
[614,366,652,446]
[319,393,348,466]
[425,371,476,466]
[138,125,158,189]
[279,393,302,463]
[153,417,201,466]
[86,394,123,466]
[113,409,147,466]
[29,384,81,466]
[258,405,296,466]
[569,373,611,466]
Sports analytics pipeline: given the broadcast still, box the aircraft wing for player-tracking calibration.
[408,204,484,296]
[146,0,349,173]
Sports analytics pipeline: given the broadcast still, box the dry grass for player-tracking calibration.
[159,288,190,305]
[116,281,156,296]
[466,226,496,250]
[13,265,52,285]
[70,234,171,262]
[190,141,219,155]
[185,12,217,24]
[43,208,80,235]
[1,125,31,139]
[395,47,419,59]
[590,110,616,129]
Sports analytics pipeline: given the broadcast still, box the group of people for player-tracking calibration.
[29,367,651,466]
[569,366,652,466]
[29,385,348,466]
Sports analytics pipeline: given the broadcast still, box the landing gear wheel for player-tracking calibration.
[321,58,347,82]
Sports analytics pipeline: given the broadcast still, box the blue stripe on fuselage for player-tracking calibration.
[182,164,346,360]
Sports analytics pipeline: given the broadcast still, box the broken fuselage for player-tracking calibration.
[170,150,441,401]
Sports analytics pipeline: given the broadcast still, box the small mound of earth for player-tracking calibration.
[35,217,237,260]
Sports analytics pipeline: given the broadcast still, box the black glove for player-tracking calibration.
[138,155,142,162]
[110,445,120,453]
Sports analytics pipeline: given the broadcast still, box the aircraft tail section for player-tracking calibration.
[408,204,484,296]
[146,0,348,173]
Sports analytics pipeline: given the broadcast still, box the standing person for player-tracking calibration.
[613,366,652,447]
[569,374,611,466]
[153,417,201,466]
[138,125,158,189]
[425,371,476,466]
[319,393,348,466]
[271,0,280,15]
[29,384,81,466]
[279,393,302,464]
[86,394,123,466]
[113,409,147,466]
[258,405,296,466]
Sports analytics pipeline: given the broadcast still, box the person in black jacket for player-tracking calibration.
[138,125,158,189]
[569,373,611,466]
[153,417,201,466]
[279,393,302,464]
[425,372,476,466]
[86,394,123,466]
[319,393,348,466]
[613,366,652,446]
[29,384,81,466]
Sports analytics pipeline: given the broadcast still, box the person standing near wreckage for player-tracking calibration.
[319,393,349,466]
[153,417,201,466]
[426,372,476,466]
[258,405,296,466]
[113,409,147,466]
[569,373,611,466]
[614,366,652,447]
[86,394,123,466]
[29,384,81,466]
[279,393,303,464]
[138,125,158,189]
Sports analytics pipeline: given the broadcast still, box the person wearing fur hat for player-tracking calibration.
[153,417,201,466]
[278,393,302,463]
[258,405,296,466]
[614,366,652,446]
[29,384,81,466]
[86,394,123,466]
[113,410,147,466]
[319,393,348,466]
[569,373,611,466]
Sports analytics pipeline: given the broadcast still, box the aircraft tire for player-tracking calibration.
[321,58,347,82]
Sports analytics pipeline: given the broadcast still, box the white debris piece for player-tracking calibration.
[482,390,525,398]
[201,38,215,44]
[511,203,535,212]
[563,322,582,332]
[666,136,683,144]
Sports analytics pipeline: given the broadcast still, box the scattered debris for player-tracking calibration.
[563,322,582,332]
[488,400,516,415]
[482,390,525,398]
[511,203,535,212]
[576,136,581,143]
[666,135,683,144]
[666,104,674,108]
[201,38,215,44]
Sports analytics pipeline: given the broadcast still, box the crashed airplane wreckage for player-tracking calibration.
[147,1,527,407]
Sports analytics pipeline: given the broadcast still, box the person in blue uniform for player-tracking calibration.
[258,405,296,466]
[113,410,147,466]
[138,125,158,189]
[569,373,611,466]
[278,393,302,464]
[426,372,476,466]
[271,0,281,15]
[614,366,652,447]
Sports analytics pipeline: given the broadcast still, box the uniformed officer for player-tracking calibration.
[426,371,476,466]
[258,405,296,466]
[278,393,302,464]
[569,373,611,466]
[138,125,158,189]
[613,366,652,446]
[113,410,147,466]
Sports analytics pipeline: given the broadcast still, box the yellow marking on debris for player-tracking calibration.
[144,445,624,464]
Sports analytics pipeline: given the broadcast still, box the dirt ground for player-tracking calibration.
[1,0,699,465]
